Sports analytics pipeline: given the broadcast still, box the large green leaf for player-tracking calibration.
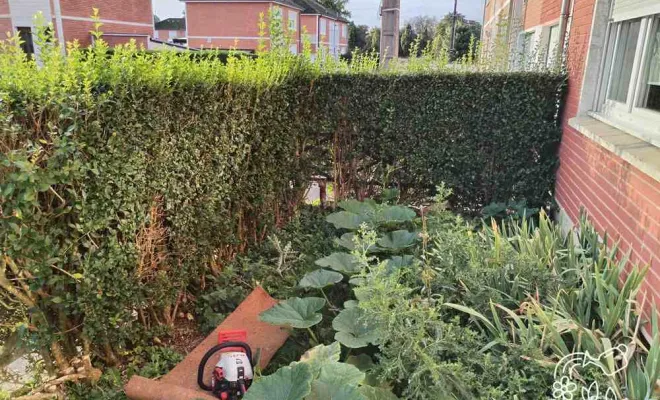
[244,362,313,400]
[299,269,344,289]
[260,297,325,329]
[375,206,416,224]
[315,253,361,274]
[358,386,398,400]
[307,381,366,400]
[338,199,376,216]
[385,255,415,272]
[326,211,370,230]
[332,307,379,348]
[334,233,376,253]
[318,362,365,387]
[377,230,418,250]
[345,354,375,372]
[299,342,341,376]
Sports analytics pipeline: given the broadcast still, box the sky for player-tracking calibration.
[153,0,485,27]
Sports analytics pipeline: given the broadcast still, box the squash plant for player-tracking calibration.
[244,342,397,400]
[257,199,421,398]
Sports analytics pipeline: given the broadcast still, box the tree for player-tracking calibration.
[399,23,416,57]
[318,0,351,18]
[348,23,369,52]
[366,27,380,54]
[432,13,481,60]
[408,16,437,52]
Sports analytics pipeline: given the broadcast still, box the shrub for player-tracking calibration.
[0,21,564,369]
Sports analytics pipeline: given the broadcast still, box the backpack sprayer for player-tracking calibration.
[197,330,254,400]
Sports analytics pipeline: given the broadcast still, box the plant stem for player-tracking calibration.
[306,327,319,344]
[320,288,338,315]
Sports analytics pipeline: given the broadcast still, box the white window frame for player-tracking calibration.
[288,11,297,32]
[544,24,561,68]
[320,19,326,36]
[595,12,660,146]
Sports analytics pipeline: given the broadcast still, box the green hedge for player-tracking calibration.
[0,39,564,363]
[314,73,564,211]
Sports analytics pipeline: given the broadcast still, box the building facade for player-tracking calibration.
[0,0,153,53]
[183,0,349,56]
[154,17,186,43]
[485,0,660,321]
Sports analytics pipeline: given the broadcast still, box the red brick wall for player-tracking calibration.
[186,2,268,50]
[524,0,543,30]
[62,19,150,47]
[102,34,148,47]
[60,0,152,24]
[554,0,660,318]
[0,0,9,15]
[540,0,563,25]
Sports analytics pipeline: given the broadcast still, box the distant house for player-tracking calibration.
[0,0,153,54]
[154,17,186,43]
[181,0,349,57]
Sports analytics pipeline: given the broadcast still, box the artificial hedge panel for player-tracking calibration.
[0,43,564,361]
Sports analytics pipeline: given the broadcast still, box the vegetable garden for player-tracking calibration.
[1,17,659,400]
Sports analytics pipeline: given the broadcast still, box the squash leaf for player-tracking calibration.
[377,230,418,250]
[315,253,361,274]
[299,269,344,289]
[260,297,325,329]
[244,362,313,400]
[332,307,379,348]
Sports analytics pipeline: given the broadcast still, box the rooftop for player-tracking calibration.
[155,17,186,31]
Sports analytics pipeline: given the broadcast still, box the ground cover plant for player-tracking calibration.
[253,193,660,400]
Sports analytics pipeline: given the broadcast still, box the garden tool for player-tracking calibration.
[198,330,254,400]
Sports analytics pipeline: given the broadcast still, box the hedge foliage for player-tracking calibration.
[0,28,564,365]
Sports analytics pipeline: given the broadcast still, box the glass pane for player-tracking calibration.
[17,27,34,56]
[546,25,561,67]
[642,20,660,112]
[608,19,641,103]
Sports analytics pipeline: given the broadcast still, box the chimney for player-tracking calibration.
[380,0,400,65]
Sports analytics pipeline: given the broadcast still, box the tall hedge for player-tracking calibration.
[0,38,563,364]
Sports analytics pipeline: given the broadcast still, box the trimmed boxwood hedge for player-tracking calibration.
[0,40,564,361]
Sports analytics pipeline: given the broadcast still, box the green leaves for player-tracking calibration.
[326,212,369,230]
[299,269,344,289]
[299,342,341,376]
[260,297,326,329]
[332,307,379,349]
[377,230,418,250]
[244,362,313,400]
[315,253,361,274]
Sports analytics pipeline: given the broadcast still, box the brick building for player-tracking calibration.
[154,17,186,43]
[0,0,153,54]
[182,0,349,56]
[484,0,660,320]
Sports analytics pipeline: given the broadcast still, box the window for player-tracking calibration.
[288,11,297,31]
[640,20,660,112]
[17,27,34,56]
[596,8,660,143]
[520,31,535,69]
[320,19,326,36]
[545,25,560,68]
[289,43,298,54]
[342,24,347,38]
